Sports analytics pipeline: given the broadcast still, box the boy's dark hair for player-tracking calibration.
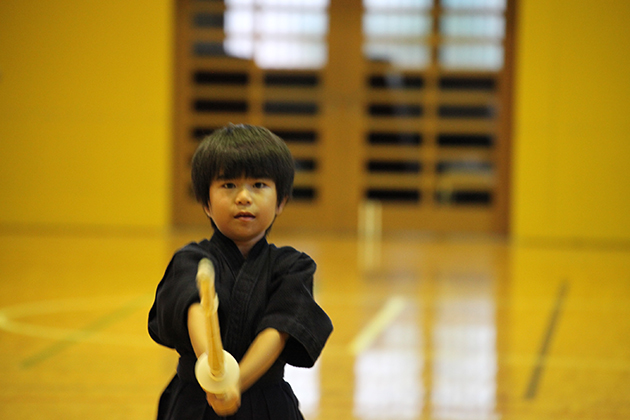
[191,124,295,208]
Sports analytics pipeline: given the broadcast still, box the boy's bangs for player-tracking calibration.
[216,149,276,181]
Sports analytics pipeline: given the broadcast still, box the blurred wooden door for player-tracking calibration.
[172,0,514,234]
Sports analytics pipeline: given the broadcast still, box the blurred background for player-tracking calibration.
[1,0,628,240]
[1,1,629,420]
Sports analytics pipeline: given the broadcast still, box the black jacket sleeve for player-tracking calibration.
[256,251,333,368]
[148,247,204,354]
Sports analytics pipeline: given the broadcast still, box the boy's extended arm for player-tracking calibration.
[187,304,288,415]
[238,327,288,392]
[188,303,209,358]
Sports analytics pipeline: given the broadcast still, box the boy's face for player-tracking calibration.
[205,176,286,255]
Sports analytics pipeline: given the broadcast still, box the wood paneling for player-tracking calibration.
[172,0,514,234]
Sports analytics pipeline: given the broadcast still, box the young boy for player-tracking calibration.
[148,124,333,419]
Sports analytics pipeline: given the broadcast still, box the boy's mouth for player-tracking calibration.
[235,212,255,220]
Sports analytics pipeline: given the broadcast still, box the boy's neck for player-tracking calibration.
[213,229,266,259]
[235,234,265,258]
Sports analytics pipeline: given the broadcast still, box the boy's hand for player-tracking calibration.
[206,386,241,416]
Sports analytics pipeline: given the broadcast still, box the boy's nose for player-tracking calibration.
[236,187,252,205]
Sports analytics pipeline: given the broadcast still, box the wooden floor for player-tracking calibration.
[1,228,629,419]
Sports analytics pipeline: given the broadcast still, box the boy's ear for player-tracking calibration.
[203,203,212,219]
[276,197,288,215]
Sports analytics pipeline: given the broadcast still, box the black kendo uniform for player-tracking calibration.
[148,230,333,420]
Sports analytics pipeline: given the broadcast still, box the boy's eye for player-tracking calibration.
[222,182,236,189]
[254,182,267,188]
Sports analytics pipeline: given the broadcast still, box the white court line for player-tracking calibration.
[348,296,408,355]
[0,294,153,347]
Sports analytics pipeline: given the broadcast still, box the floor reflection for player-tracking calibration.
[342,271,498,420]
[431,274,498,420]
[285,361,321,418]
[354,303,424,419]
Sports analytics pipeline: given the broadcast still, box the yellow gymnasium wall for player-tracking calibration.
[0,1,172,230]
[512,0,630,242]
